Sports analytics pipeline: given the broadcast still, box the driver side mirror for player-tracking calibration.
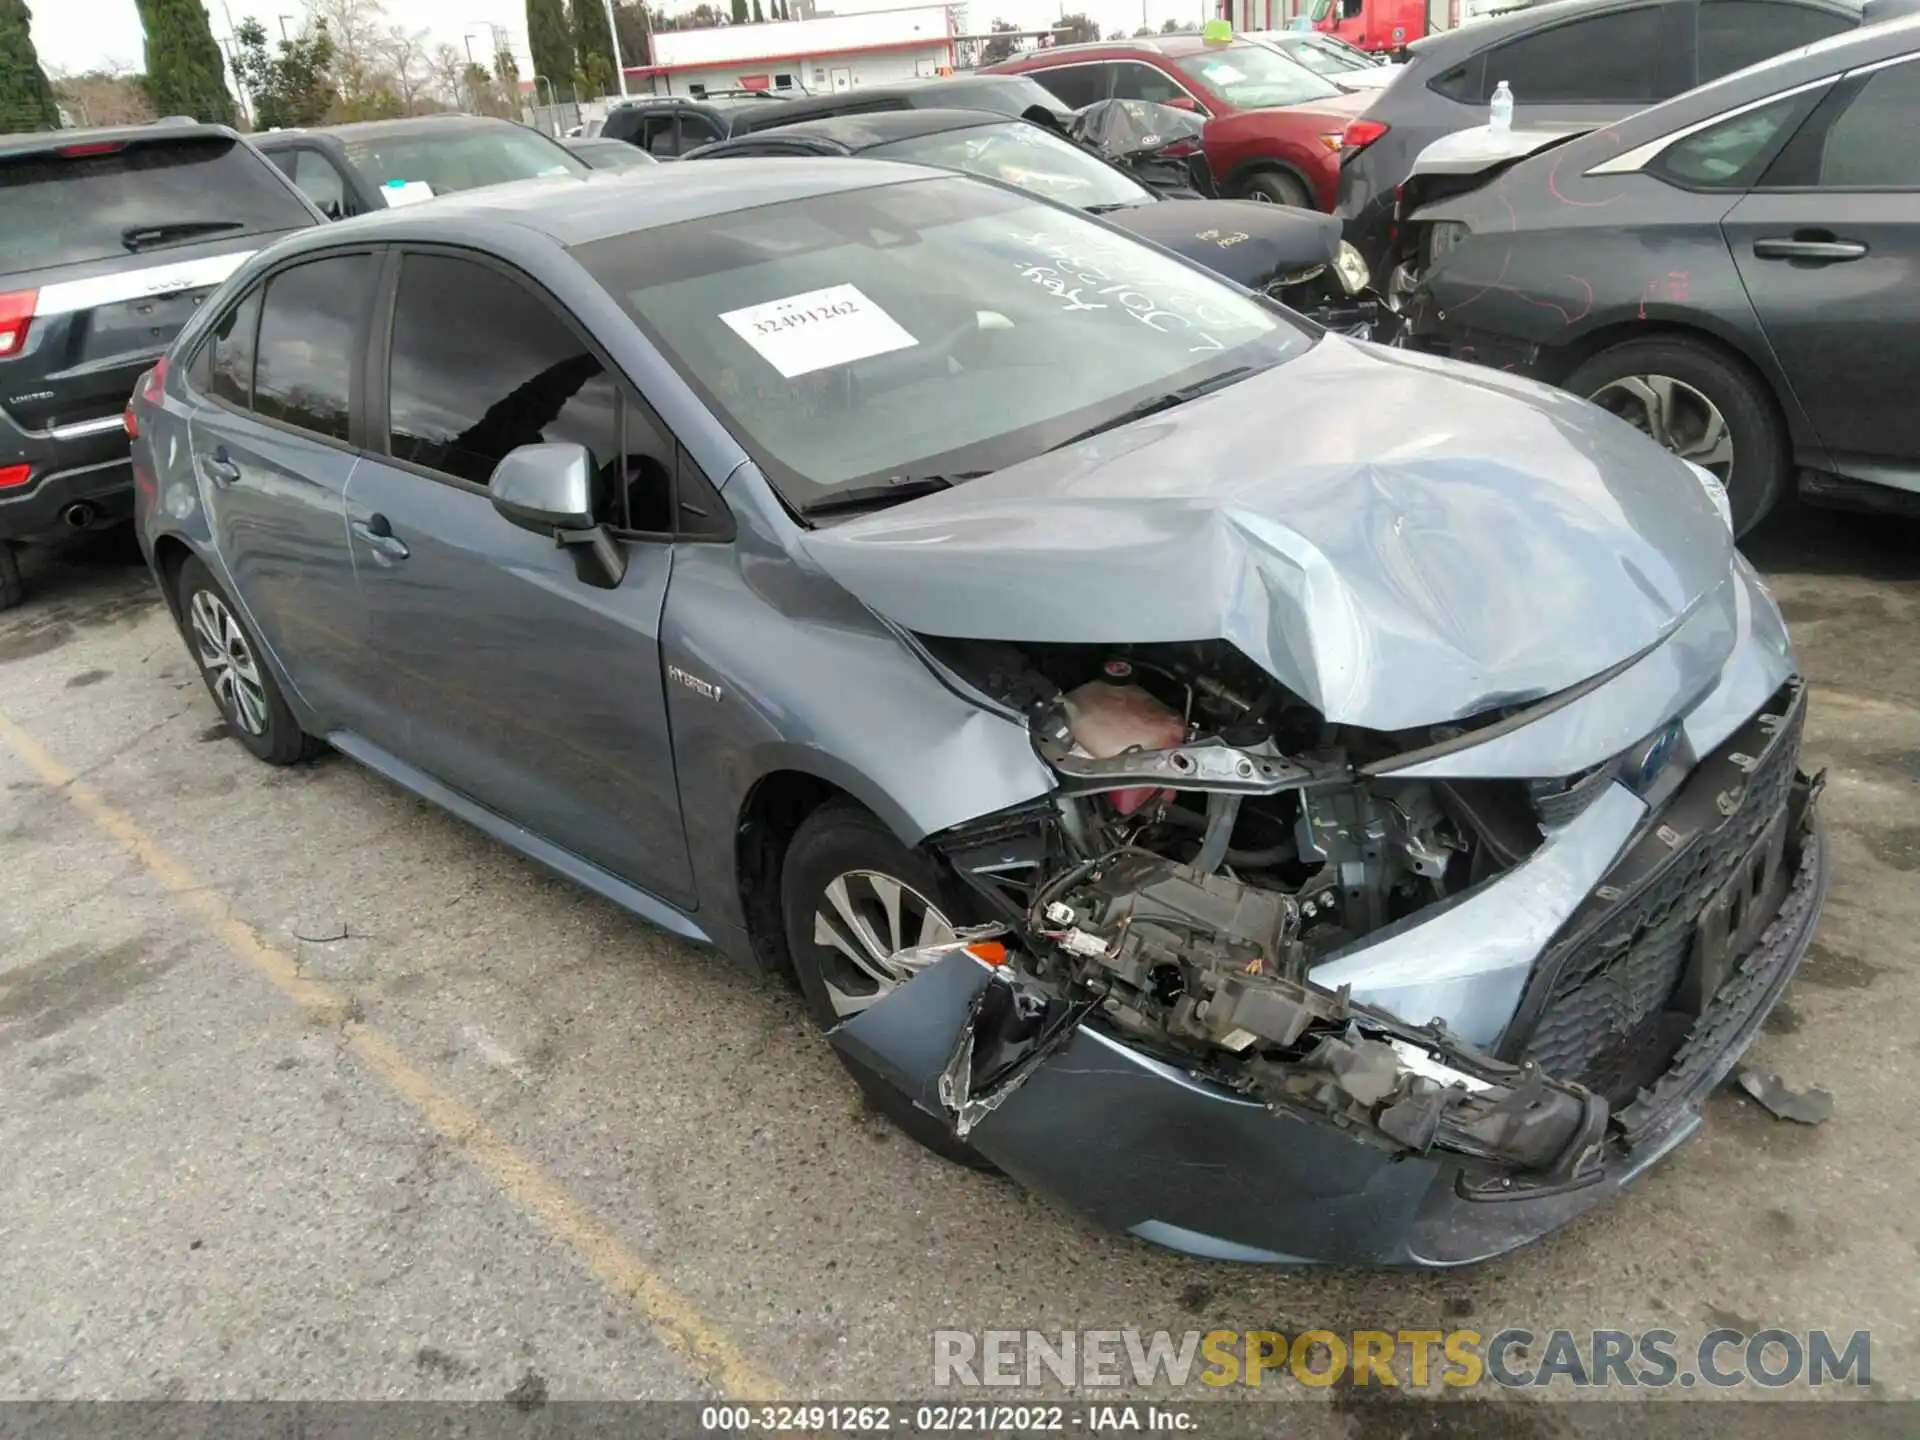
[489,442,627,588]
[1162,95,1205,115]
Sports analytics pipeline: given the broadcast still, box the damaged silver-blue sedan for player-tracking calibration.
[129,159,1827,1267]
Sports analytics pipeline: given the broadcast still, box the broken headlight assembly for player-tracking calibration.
[913,636,1612,1190]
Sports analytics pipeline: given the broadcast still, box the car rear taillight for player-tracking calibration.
[0,288,36,358]
[0,464,31,490]
[1341,118,1390,158]
[126,355,170,439]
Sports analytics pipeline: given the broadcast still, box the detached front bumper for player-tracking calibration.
[832,688,1827,1267]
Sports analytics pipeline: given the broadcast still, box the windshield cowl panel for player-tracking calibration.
[574,175,1310,516]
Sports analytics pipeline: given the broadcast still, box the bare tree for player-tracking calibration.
[50,67,155,126]
[382,24,432,111]
[302,0,388,105]
[427,41,468,108]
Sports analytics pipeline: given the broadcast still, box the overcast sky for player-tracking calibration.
[34,0,1218,77]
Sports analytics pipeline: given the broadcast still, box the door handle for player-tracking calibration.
[350,513,410,561]
[200,447,240,487]
[1752,235,1868,262]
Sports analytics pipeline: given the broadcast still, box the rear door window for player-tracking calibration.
[0,135,314,273]
[641,113,681,156]
[1111,61,1191,106]
[1481,9,1664,103]
[1696,0,1855,84]
[384,252,673,531]
[251,253,373,444]
[679,112,726,149]
[1814,59,1920,188]
[206,287,263,409]
[1024,63,1110,110]
[286,147,355,217]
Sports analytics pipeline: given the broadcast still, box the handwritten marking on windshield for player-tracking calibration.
[1008,227,1258,353]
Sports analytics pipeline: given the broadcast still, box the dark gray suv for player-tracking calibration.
[0,122,319,608]
[130,161,1825,1267]
[1336,0,1862,269]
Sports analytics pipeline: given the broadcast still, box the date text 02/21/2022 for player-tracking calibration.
[698,1404,1197,1432]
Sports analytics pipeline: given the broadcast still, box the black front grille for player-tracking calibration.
[1517,688,1805,1105]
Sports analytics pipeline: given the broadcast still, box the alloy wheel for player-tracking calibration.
[811,868,957,1018]
[188,589,270,736]
[1588,374,1734,484]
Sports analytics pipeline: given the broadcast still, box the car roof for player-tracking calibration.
[251,115,530,146]
[1408,0,1861,59]
[997,33,1239,63]
[0,119,241,158]
[726,107,1013,149]
[764,73,1065,117]
[615,93,787,112]
[264,155,937,251]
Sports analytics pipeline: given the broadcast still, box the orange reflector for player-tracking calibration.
[967,941,1008,966]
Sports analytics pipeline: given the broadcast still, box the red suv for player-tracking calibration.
[984,36,1369,209]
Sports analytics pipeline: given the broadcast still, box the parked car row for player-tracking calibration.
[3,67,1404,611]
[1,38,1855,1269]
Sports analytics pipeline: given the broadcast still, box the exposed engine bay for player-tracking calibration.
[915,637,1613,1190]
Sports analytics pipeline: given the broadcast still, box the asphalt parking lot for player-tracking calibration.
[1,504,1916,1418]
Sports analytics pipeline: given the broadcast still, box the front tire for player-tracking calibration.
[176,556,322,765]
[1565,337,1786,537]
[1237,170,1313,208]
[780,800,994,1170]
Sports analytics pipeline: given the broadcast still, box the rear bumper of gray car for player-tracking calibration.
[833,684,1826,1266]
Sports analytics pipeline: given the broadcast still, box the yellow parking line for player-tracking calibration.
[0,707,785,1404]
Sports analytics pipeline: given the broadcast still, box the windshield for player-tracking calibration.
[1268,34,1365,75]
[1174,42,1341,108]
[865,121,1153,211]
[574,176,1305,506]
[343,125,588,198]
[0,137,314,272]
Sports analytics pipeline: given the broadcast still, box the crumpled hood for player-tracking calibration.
[799,336,1736,731]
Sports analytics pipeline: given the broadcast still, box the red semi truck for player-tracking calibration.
[1216,0,1462,56]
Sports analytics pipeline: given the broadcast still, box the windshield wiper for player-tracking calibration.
[121,220,246,251]
[798,472,985,518]
[1084,200,1152,215]
[1048,365,1260,452]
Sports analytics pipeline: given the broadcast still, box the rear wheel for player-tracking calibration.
[1238,170,1313,208]
[1566,337,1786,537]
[0,542,21,612]
[780,800,995,1170]
[176,556,322,765]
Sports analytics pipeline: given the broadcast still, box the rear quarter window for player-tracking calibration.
[1696,0,1856,84]
[1480,9,1665,104]
[0,136,315,273]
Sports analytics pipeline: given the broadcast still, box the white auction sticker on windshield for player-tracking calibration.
[720,284,917,378]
